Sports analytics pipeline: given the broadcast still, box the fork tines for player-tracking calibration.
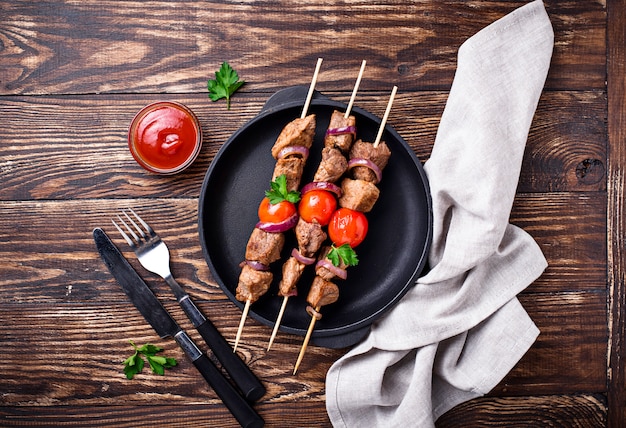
[111,208,155,248]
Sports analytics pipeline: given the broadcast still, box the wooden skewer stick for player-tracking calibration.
[301,58,324,119]
[293,306,320,375]
[345,60,367,119]
[267,61,367,352]
[293,86,395,370]
[374,85,398,148]
[267,295,289,351]
[233,299,251,352]
[266,59,322,351]
[235,59,324,353]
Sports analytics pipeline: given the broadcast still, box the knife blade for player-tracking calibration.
[93,227,264,428]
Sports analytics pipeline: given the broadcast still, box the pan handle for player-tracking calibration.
[261,85,328,114]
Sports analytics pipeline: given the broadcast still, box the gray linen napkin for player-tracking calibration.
[326,1,553,426]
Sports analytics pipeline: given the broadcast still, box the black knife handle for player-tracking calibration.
[174,331,264,428]
[179,295,266,401]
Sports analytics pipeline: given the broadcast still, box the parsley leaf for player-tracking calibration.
[123,341,177,380]
[147,355,176,376]
[207,62,245,110]
[265,174,301,204]
[327,244,359,267]
[137,343,161,355]
[123,352,144,379]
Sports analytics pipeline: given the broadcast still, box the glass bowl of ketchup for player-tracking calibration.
[128,101,202,174]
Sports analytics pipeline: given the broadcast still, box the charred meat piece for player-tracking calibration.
[245,228,285,266]
[273,157,306,191]
[324,110,357,153]
[236,264,273,302]
[278,256,306,297]
[271,114,316,159]
[349,140,392,183]
[313,147,348,183]
[295,217,327,257]
[339,178,380,213]
[306,276,340,309]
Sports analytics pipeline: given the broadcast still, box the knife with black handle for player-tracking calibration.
[94,228,264,428]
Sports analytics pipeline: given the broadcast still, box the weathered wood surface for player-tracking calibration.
[0,0,622,426]
[606,0,626,426]
[0,1,606,95]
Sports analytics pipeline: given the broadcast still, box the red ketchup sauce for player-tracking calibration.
[128,102,202,174]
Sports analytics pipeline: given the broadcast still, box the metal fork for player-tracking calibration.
[112,208,265,401]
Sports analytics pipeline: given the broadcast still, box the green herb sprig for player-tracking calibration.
[207,62,245,110]
[265,174,301,204]
[327,244,359,267]
[123,341,177,380]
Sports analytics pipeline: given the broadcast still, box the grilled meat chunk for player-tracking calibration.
[245,228,285,266]
[313,147,348,183]
[236,264,273,302]
[349,140,391,183]
[278,256,306,297]
[295,217,327,257]
[307,276,340,309]
[324,110,356,153]
[273,156,305,191]
[339,178,380,213]
[271,114,316,159]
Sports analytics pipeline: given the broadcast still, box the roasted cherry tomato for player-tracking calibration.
[299,189,337,226]
[328,207,368,248]
[258,197,297,223]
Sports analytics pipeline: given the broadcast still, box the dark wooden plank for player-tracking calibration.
[0,302,339,405]
[606,0,626,426]
[519,91,607,193]
[0,90,606,201]
[0,199,219,304]
[0,405,254,428]
[0,402,333,427]
[0,1,606,95]
[0,292,606,407]
[512,192,606,294]
[0,191,606,305]
[437,394,607,427]
[495,292,607,395]
[0,395,609,428]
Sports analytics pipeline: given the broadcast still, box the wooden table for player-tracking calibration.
[1,1,624,426]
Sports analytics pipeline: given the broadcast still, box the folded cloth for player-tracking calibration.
[326,1,553,426]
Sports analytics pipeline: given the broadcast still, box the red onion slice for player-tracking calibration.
[240,260,270,271]
[291,248,316,265]
[348,158,382,183]
[277,145,309,160]
[284,288,298,297]
[306,305,323,320]
[256,212,299,233]
[316,259,348,280]
[301,181,342,198]
[326,125,356,136]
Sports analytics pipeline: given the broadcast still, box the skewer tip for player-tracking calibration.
[233,299,252,352]
[301,58,324,119]
[293,309,319,375]
[267,296,289,351]
[344,59,367,119]
[374,85,398,148]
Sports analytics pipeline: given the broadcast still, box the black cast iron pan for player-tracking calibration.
[198,86,432,348]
